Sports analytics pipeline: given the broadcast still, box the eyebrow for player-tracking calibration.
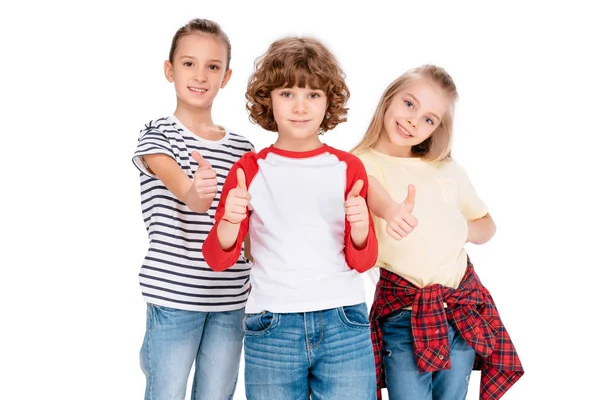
[406,93,441,121]
[276,87,326,92]
[178,55,223,64]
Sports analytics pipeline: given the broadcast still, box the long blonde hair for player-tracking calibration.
[351,65,458,162]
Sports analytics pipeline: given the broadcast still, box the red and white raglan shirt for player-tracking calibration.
[203,144,378,313]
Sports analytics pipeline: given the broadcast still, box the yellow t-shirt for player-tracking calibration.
[356,148,488,289]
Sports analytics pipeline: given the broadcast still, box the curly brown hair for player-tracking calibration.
[246,37,350,133]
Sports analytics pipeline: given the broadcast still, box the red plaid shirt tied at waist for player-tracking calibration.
[369,260,524,400]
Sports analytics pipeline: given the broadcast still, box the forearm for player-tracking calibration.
[350,228,368,249]
[466,213,496,244]
[345,223,378,273]
[183,188,212,214]
[367,176,396,220]
[143,154,211,213]
[217,220,242,250]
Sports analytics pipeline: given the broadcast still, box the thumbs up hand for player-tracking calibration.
[183,151,219,213]
[222,168,251,225]
[345,179,369,248]
[384,184,418,240]
[189,151,218,201]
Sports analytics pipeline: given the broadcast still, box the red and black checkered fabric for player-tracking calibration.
[370,259,524,400]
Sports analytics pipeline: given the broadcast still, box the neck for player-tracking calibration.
[174,101,224,140]
[373,137,414,158]
[273,136,323,152]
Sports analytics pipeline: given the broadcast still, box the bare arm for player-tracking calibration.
[216,168,250,250]
[216,220,243,250]
[366,176,395,220]
[366,176,417,240]
[466,213,496,244]
[143,153,216,214]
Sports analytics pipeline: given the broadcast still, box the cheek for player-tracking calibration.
[271,102,285,121]
[424,125,438,138]
[315,100,328,116]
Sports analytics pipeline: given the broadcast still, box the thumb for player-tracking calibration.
[405,184,416,212]
[236,168,247,191]
[191,151,211,170]
[348,179,364,199]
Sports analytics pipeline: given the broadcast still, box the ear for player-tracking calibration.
[164,60,174,83]
[220,68,233,88]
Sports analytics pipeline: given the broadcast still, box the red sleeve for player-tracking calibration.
[343,155,378,273]
[203,154,256,271]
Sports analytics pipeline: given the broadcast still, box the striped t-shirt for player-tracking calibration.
[132,115,254,312]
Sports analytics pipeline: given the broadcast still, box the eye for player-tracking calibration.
[309,92,320,99]
[404,100,413,109]
[281,91,292,98]
[183,61,193,67]
[424,117,434,125]
[208,64,220,70]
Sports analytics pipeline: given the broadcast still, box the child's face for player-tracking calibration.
[164,33,231,110]
[271,86,327,148]
[381,79,449,156]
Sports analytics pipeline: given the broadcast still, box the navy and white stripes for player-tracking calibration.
[133,115,253,311]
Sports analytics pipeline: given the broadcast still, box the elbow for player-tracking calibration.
[348,250,378,273]
[484,214,497,243]
[205,254,232,272]
[209,264,229,272]
[353,262,375,274]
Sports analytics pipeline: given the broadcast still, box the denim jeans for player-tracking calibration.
[140,304,244,400]
[380,309,476,400]
[243,303,376,400]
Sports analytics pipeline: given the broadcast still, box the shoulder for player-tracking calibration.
[350,148,384,174]
[233,148,262,168]
[225,130,255,152]
[325,145,364,167]
[438,157,468,177]
[139,116,180,139]
[351,148,377,163]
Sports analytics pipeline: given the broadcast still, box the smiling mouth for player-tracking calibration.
[396,122,413,138]
[188,87,207,93]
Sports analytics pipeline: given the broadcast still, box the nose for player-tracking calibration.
[193,68,207,83]
[293,97,307,114]
[406,116,417,128]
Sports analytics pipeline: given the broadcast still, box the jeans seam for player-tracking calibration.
[147,305,154,400]
[303,313,313,366]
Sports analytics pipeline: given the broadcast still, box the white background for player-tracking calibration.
[1,1,598,399]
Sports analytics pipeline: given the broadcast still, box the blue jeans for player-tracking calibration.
[140,304,244,400]
[243,303,376,400]
[380,310,476,400]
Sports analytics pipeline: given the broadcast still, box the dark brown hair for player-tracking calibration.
[168,18,232,70]
[246,37,350,133]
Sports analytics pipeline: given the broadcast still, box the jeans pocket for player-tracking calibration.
[151,304,182,313]
[243,311,278,336]
[338,303,370,328]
